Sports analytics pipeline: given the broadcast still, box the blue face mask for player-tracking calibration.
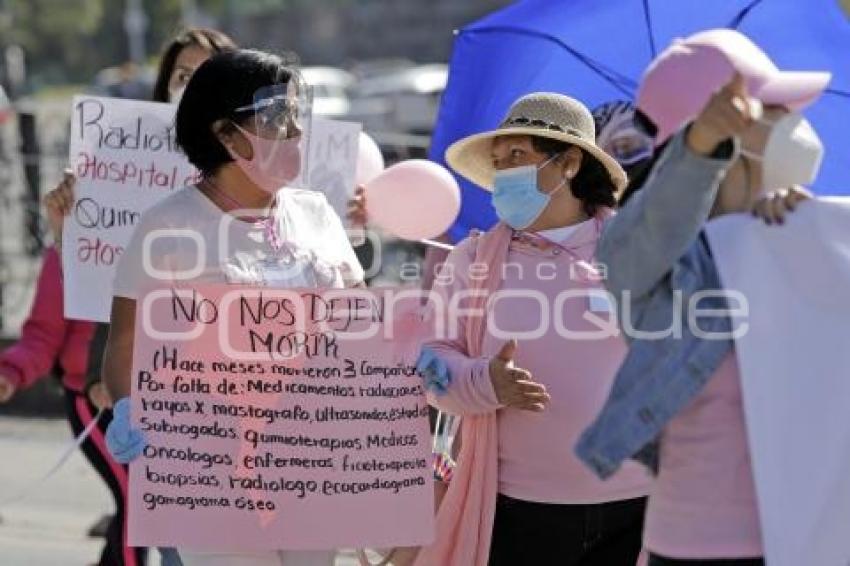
[492,154,564,230]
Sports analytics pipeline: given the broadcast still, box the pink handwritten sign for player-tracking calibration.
[127,285,434,551]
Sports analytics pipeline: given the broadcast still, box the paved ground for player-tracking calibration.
[0,416,116,566]
[0,416,364,565]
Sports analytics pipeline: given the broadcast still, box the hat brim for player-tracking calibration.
[755,70,831,112]
[445,126,628,194]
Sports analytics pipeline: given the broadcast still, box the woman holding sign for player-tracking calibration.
[414,93,652,565]
[101,49,363,566]
[46,25,237,408]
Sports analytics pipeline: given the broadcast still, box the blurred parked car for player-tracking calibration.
[301,66,355,118]
[92,62,155,100]
[349,58,415,81]
[348,63,448,135]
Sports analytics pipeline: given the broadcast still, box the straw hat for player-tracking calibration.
[446,92,627,193]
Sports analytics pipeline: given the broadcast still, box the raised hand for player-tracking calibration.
[687,72,755,156]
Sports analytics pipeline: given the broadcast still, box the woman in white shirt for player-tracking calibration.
[101,48,362,566]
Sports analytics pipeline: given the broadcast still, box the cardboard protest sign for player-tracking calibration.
[63,96,199,322]
[305,117,361,226]
[128,285,434,551]
[707,198,850,566]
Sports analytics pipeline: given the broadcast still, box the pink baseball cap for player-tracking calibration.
[637,28,831,144]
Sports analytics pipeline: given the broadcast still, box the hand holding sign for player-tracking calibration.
[488,340,550,412]
[364,160,460,241]
[44,169,76,244]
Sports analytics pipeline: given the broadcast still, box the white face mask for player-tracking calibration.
[741,113,824,192]
[169,85,186,106]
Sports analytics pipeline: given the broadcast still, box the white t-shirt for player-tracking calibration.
[113,185,363,299]
[536,221,587,245]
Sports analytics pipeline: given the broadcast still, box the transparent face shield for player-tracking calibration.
[595,103,654,166]
[603,127,654,165]
[231,70,314,189]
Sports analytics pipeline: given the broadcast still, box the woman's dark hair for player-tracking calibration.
[175,49,300,176]
[531,136,617,217]
[151,28,236,103]
[617,141,666,206]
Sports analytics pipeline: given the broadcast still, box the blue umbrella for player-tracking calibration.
[431,0,850,242]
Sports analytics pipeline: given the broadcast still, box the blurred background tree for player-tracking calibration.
[0,0,229,90]
[0,0,507,93]
[0,0,105,87]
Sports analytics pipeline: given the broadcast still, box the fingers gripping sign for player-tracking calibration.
[751,185,813,225]
[44,168,77,244]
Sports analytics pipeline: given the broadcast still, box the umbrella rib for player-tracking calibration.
[465,26,637,98]
[825,88,850,99]
[642,0,657,58]
[728,0,766,29]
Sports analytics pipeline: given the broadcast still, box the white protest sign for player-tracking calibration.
[305,117,361,226]
[706,198,850,566]
[63,96,199,322]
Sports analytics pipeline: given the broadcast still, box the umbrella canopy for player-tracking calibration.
[431,0,850,242]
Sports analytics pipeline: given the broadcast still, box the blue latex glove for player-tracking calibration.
[105,397,146,463]
[416,347,451,395]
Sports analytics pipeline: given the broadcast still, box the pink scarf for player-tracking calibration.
[413,222,513,566]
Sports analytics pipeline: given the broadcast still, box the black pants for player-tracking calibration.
[488,494,646,566]
[65,388,147,566]
[649,556,763,566]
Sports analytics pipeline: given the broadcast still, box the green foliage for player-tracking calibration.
[0,0,359,89]
[0,0,227,89]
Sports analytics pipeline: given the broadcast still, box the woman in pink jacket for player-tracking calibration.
[413,92,652,566]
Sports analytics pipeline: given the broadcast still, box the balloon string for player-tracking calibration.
[0,410,103,508]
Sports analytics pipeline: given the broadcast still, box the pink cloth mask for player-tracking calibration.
[228,123,301,193]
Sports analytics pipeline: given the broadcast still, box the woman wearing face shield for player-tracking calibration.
[576,29,830,566]
[100,49,362,566]
[410,92,652,566]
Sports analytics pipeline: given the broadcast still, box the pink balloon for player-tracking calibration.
[355,131,385,187]
[365,159,461,241]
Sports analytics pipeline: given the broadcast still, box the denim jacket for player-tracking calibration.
[575,128,738,479]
